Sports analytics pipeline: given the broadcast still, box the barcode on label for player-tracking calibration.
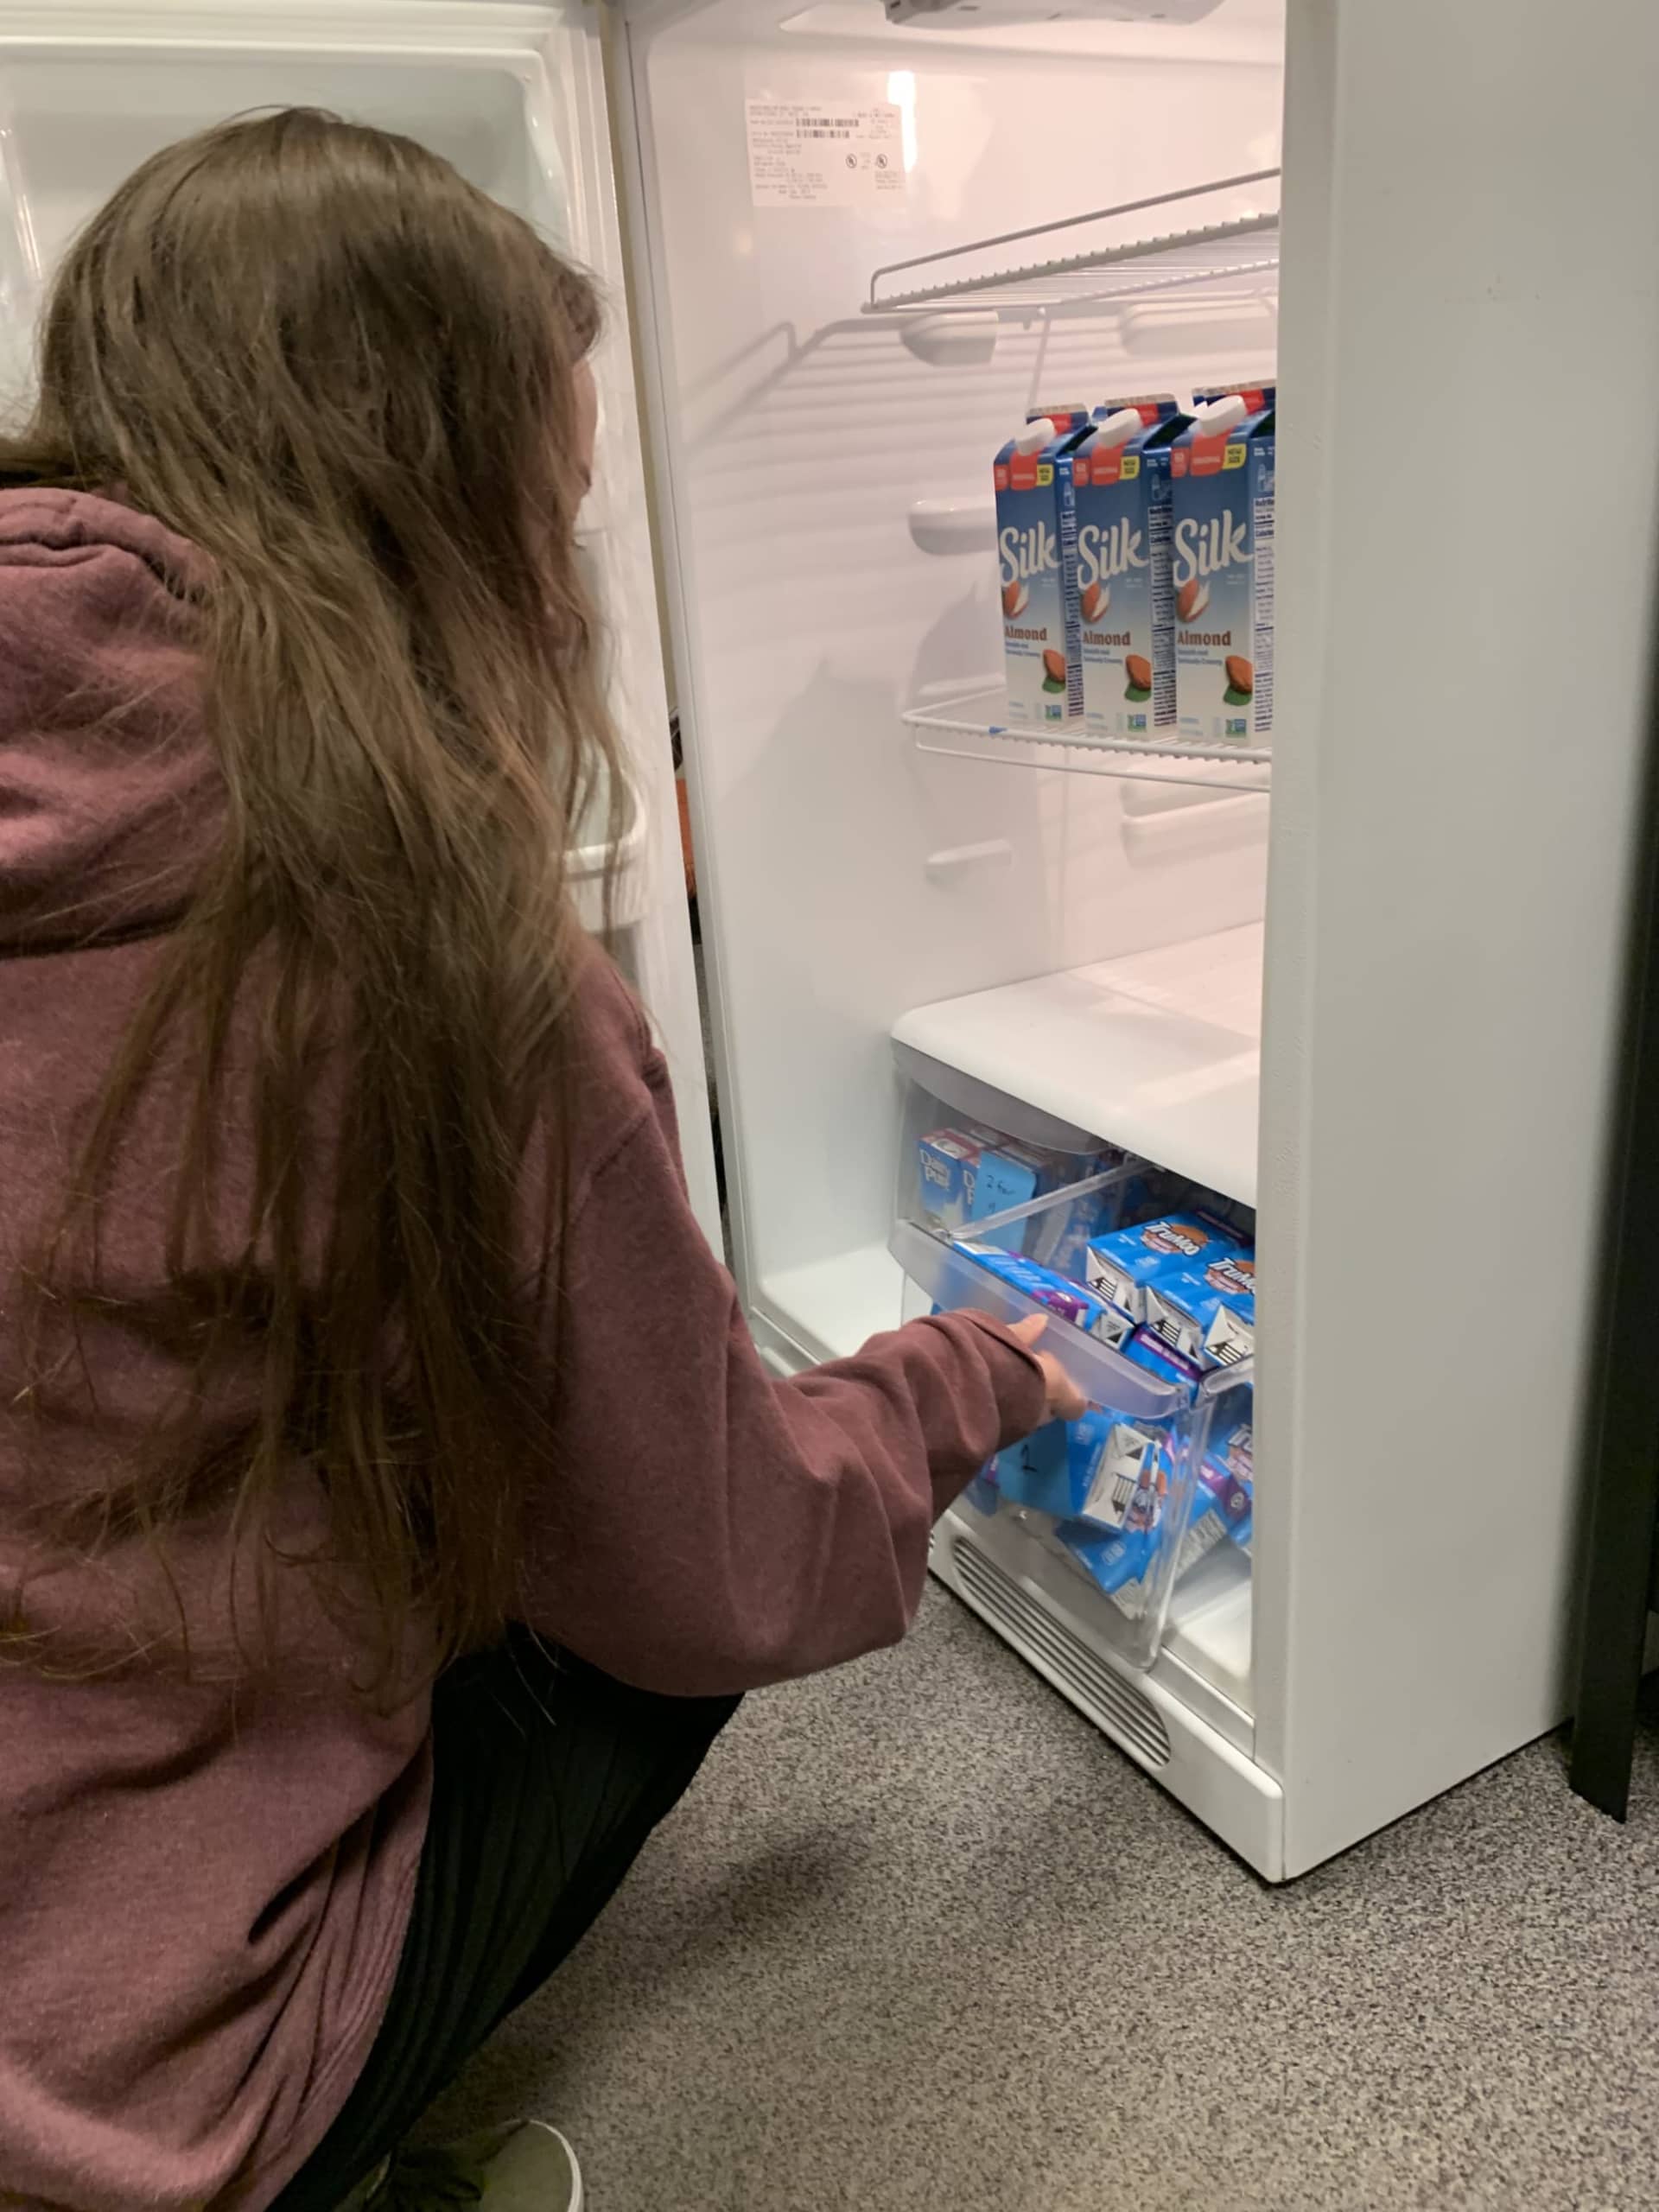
[801,128,852,137]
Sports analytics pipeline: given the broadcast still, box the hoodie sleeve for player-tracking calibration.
[512,1040,1048,1696]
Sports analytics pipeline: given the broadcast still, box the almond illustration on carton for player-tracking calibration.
[1124,653,1153,692]
[1176,577,1210,624]
[1002,579,1028,618]
[1224,655,1254,696]
[1041,648,1067,685]
[1079,580,1110,623]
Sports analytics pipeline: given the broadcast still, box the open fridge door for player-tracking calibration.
[0,0,721,1242]
[610,0,1659,1880]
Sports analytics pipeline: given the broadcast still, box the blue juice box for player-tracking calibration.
[1167,1478,1234,1586]
[1063,1437,1234,1610]
[1200,1414,1255,1555]
[1070,1408,1167,1530]
[1143,1252,1256,1370]
[1035,1169,1128,1281]
[1121,1324,1205,1395]
[1055,1520,1156,1603]
[988,1418,1074,1519]
[969,1135,1052,1236]
[1171,394,1275,747]
[951,1240,1131,1347]
[1073,401,1189,739]
[995,415,1086,727]
[962,1466,1001,1519]
[1083,1214,1243,1332]
[995,1408,1166,1530]
[918,1127,1102,1255]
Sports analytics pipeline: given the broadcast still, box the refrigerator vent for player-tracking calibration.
[950,1535,1171,1767]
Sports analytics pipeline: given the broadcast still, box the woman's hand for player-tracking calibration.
[1007,1313,1088,1425]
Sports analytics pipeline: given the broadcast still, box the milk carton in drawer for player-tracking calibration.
[916,1128,981,1234]
[1083,1213,1243,1332]
[995,416,1084,727]
[1143,1252,1256,1369]
[1171,394,1276,746]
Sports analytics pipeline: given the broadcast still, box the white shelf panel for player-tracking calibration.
[906,687,1272,794]
[867,169,1280,319]
[759,1241,905,1364]
[893,923,1263,1207]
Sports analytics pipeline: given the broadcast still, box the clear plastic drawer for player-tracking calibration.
[890,1046,1256,1671]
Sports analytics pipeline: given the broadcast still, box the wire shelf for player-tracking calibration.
[905,688,1272,795]
[866,169,1281,320]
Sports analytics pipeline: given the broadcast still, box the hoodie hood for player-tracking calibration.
[0,486,221,952]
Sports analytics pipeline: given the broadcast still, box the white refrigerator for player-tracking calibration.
[6,0,1656,1881]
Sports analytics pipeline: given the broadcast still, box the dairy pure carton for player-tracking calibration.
[1073,401,1188,738]
[1171,393,1275,746]
[915,1128,982,1236]
[995,416,1084,727]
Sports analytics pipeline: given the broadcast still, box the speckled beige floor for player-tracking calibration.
[419,1589,1659,2211]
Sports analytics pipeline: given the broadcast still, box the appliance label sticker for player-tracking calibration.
[745,101,905,207]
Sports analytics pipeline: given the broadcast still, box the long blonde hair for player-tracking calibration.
[3,108,624,1688]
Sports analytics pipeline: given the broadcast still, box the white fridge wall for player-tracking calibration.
[629,12,1279,1344]
[1256,0,1659,1875]
[0,0,720,1240]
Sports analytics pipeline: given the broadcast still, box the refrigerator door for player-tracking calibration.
[1255,0,1659,1875]
[0,0,721,1241]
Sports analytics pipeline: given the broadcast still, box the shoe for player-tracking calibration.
[370,2123,583,2211]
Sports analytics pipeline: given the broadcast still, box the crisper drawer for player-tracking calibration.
[890,1046,1255,1675]
[892,1208,1250,1672]
[891,1214,1177,1421]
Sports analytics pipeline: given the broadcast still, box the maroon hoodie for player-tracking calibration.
[0,488,1047,2212]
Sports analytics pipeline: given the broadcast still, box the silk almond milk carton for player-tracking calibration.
[1073,400,1188,738]
[995,416,1084,727]
[1171,393,1276,746]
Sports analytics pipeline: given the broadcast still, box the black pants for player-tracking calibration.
[272,1630,741,2210]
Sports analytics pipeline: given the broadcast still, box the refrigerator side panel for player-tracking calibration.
[1255,0,1659,1875]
